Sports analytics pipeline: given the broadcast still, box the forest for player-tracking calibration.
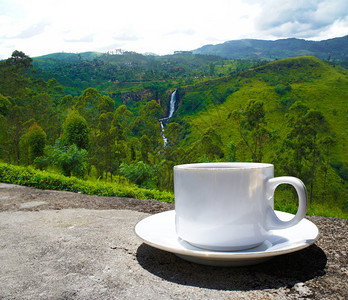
[193,35,348,65]
[0,50,347,218]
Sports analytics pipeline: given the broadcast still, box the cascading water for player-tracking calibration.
[160,121,168,147]
[159,89,177,147]
[167,89,177,120]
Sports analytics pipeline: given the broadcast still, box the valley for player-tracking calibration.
[0,47,347,218]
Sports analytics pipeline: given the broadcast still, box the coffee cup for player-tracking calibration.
[174,162,308,251]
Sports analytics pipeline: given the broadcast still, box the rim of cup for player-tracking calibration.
[174,162,274,170]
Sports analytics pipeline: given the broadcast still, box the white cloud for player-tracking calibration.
[14,20,51,39]
[253,0,348,39]
[0,0,347,59]
[64,34,94,43]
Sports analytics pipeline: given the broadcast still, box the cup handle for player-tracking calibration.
[266,176,308,230]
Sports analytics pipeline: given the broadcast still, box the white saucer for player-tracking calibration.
[135,210,319,266]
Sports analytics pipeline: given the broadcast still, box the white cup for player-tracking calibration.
[174,162,308,251]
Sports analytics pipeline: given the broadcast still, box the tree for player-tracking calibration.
[134,100,163,153]
[200,128,224,161]
[186,128,224,162]
[0,95,12,161]
[111,112,129,172]
[27,123,47,164]
[164,122,184,147]
[19,122,47,165]
[303,109,328,205]
[140,135,151,163]
[97,95,115,114]
[144,82,167,101]
[59,95,76,112]
[278,101,329,206]
[26,92,57,143]
[232,100,272,162]
[128,137,139,162]
[47,78,65,103]
[157,159,175,191]
[319,136,336,203]
[0,94,11,116]
[279,101,310,179]
[48,141,88,178]
[0,51,32,98]
[226,141,237,162]
[93,112,115,179]
[57,95,76,136]
[5,105,26,164]
[75,89,116,178]
[76,88,103,126]
[209,63,215,77]
[7,50,33,71]
[96,111,127,180]
[114,105,133,138]
[63,110,89,150]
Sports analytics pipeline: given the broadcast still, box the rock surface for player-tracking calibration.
[0,183,347,299]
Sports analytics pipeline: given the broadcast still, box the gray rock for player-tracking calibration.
[0,183,347,299]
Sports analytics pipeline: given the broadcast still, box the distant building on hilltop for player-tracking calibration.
[174,51,193,54]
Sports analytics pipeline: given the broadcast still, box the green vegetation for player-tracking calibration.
[0,162,174,202]
[172,56,347,218]
[0,50,347,218]
[32,51,264,96]
[193,35,348,66]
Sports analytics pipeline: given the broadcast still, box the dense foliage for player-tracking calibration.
[176,57,347,216]
[0,162,173,202]
[0,50,347,217]
[32,51,264,96]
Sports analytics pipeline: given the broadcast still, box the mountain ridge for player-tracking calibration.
[32,36,348,65]
[192,35,348,63]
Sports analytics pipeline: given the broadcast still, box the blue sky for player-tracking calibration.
[0,0,347,59]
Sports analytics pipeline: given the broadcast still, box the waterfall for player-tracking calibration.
[167,89,177,120]
[160,121,168,147]
[160,89,177,147]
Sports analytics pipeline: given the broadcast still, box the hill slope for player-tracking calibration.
[178,56,347,162]
[192,35,348,63]
[173,56,347,210]
[35,51,104,62]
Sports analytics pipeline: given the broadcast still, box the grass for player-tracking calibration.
[274,195,348,219]
[0,162,174,203]
[175,56,347,218]
[181,56,348,165]
[274,189,348,219]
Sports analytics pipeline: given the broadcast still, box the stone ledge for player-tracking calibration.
[0,183,347,299]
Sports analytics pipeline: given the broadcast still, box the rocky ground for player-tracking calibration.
[0,182,347,299]
[0,182,174,214]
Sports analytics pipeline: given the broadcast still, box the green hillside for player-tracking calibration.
[35,51,104,62]
[32,51,226,95]
[32,51,264,99]
[192,35,348,65]
[0,51,347,217]
[179,56,347,162]
[173,56,347,213]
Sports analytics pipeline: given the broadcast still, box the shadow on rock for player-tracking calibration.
[136,243,327,291]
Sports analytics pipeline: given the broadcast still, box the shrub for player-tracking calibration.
[0,162,174,203]
[119,161,158,188]
[275,84,292,96]
[27,123,47,163]
[47,142,88,178]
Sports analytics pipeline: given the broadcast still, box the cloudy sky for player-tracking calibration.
[0,0,347,59]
